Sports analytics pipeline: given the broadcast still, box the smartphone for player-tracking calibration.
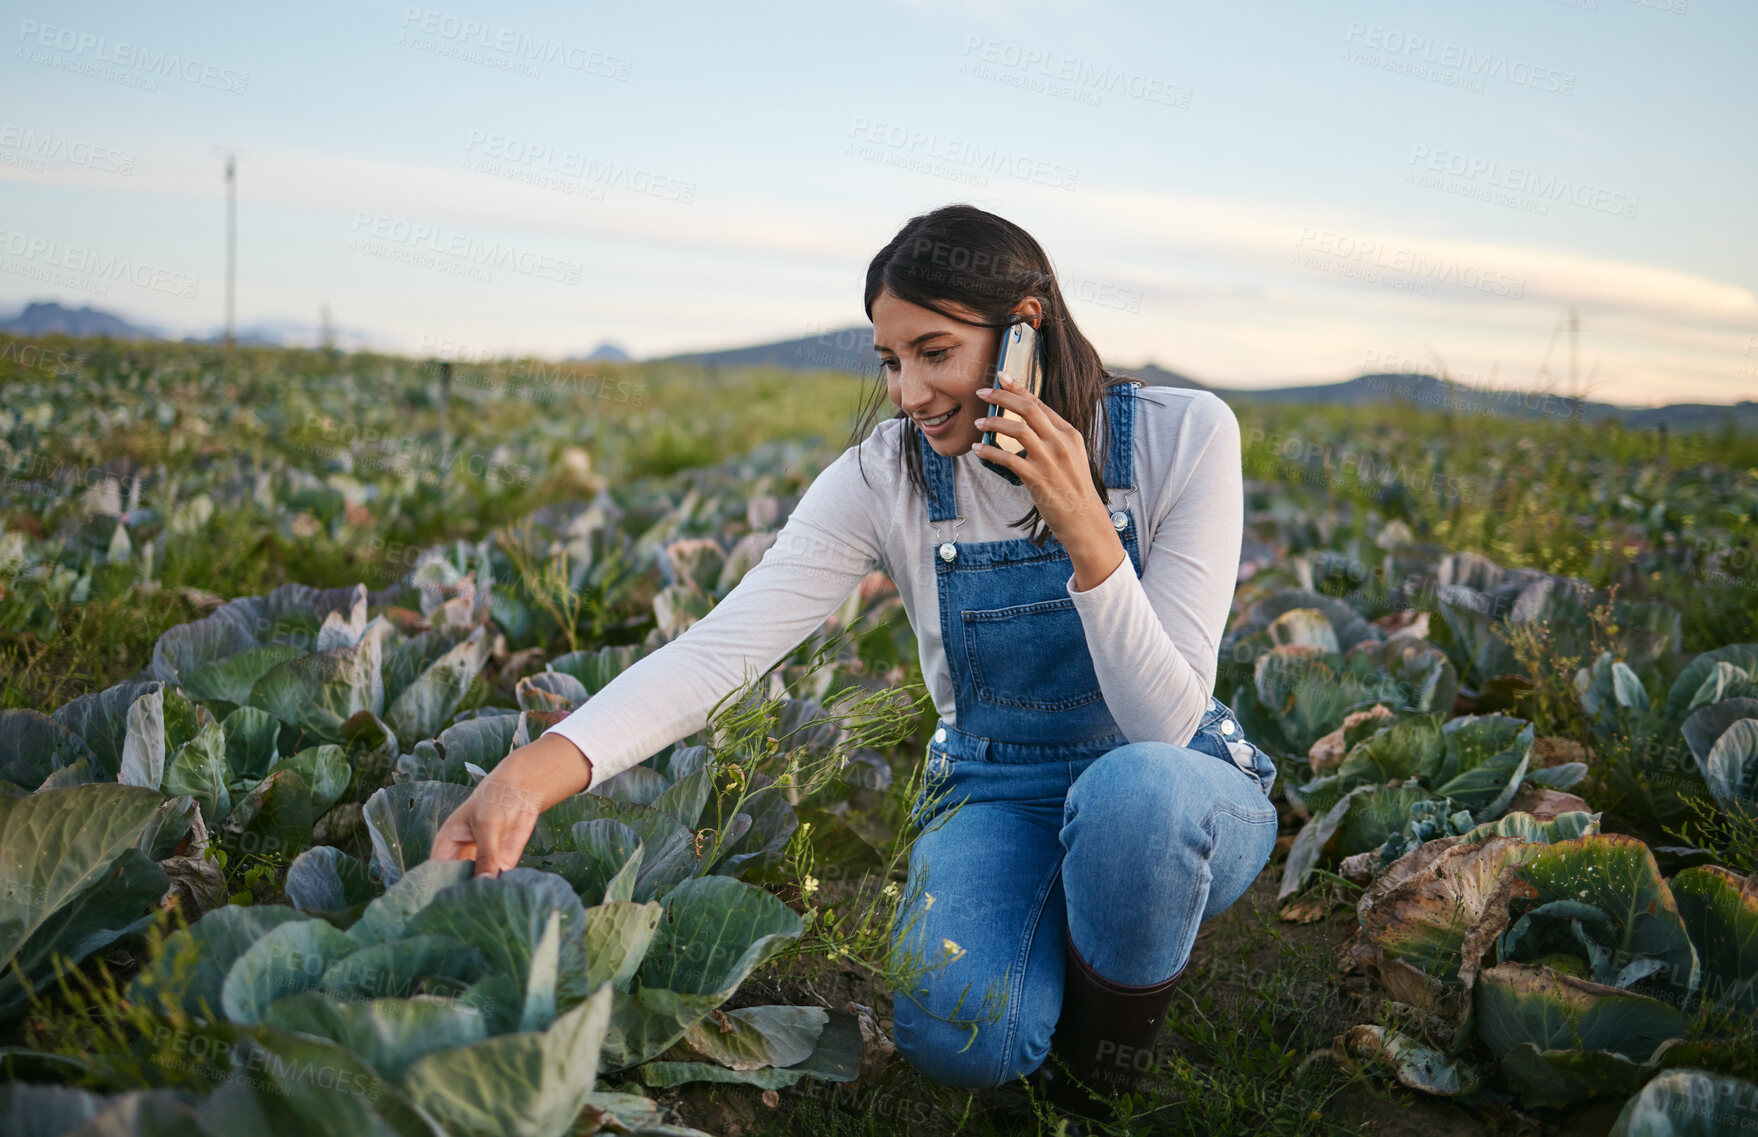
[979,318,1041,485]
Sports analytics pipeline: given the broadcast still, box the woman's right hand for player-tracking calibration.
[431,732,595,877]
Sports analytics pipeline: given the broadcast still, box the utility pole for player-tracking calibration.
[438,359,452,458]
[225,152,236,356]
[1568,308,1578,401]
[437,359,454,492]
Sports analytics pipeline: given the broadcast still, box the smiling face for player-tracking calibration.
[871,288,1042,457]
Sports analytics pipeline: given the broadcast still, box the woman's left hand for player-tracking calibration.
[973,373,1113,545]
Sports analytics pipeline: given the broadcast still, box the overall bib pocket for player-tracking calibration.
[960,597,1106,713]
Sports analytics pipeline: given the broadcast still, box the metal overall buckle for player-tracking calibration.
[1200,696,1241,741]
[932,515,966,562]
[1105,485,1140,533]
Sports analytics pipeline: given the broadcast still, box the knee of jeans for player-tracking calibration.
[1066,743,1187,824]
[891,994,1018,1088]
[1071,743,1269,832]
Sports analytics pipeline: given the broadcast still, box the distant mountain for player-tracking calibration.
[180,329,286,348]
[648,324,878,377]
[1108,362,1208,390]
[643,327,1752,430]
[1,301,159,340]
[1600,401,1758,432]
[0,302,386,350]
[652,328,1220,388]
[1215,372,1758,431]
[571,341,631,362]
[178,316,381,351]
[1220,372,1560,409]
[5,302,1747,431]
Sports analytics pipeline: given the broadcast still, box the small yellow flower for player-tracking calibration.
[941,938,964,961]
[923,892,935,910]
[882,882,900,900]
[801,875,820,897]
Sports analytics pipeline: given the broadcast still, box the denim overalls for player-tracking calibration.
[888,380,1280,1090]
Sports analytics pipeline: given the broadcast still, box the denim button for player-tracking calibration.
[934,727,947,743]
[1110,510,1128,530]
[1220,718,1236,736]
[938,542,957,562]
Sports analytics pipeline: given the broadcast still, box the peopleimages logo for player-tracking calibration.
[845,117,1079,191]
[347,213,585,285]
[462,130,695,203]
[1407,145,1639,219]
[0,229,200,298]
[1342,22,1576,96]
[958,36,1193,109]
[0,123,135,174]
[397,7,631,80]
[1292,227,1526,300]
[15,19,249,93]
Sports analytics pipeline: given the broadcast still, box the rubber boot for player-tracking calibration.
[1036,926,1184,1122]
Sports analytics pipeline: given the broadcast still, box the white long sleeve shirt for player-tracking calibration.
[544,383,1245,791]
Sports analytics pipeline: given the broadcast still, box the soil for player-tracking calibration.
[623,863,1623,1137]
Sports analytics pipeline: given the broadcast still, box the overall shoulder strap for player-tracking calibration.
[915,423,960,522]
[1099,381,1138,491]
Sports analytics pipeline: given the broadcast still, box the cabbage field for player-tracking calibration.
[1,335,1756,1136]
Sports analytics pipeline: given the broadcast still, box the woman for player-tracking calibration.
[432,203,1279,1118]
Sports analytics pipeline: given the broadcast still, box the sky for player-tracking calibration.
[1,0,1754,405]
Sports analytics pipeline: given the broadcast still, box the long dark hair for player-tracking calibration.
[845,203,1135,546]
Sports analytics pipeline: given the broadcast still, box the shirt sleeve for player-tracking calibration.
[541,439,887,791]
[1063,392,1243,748]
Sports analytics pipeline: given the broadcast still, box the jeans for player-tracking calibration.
[888,719,1278,1089]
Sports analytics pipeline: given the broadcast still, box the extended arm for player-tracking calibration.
[434,441,886,876]
[539,447,885,790]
